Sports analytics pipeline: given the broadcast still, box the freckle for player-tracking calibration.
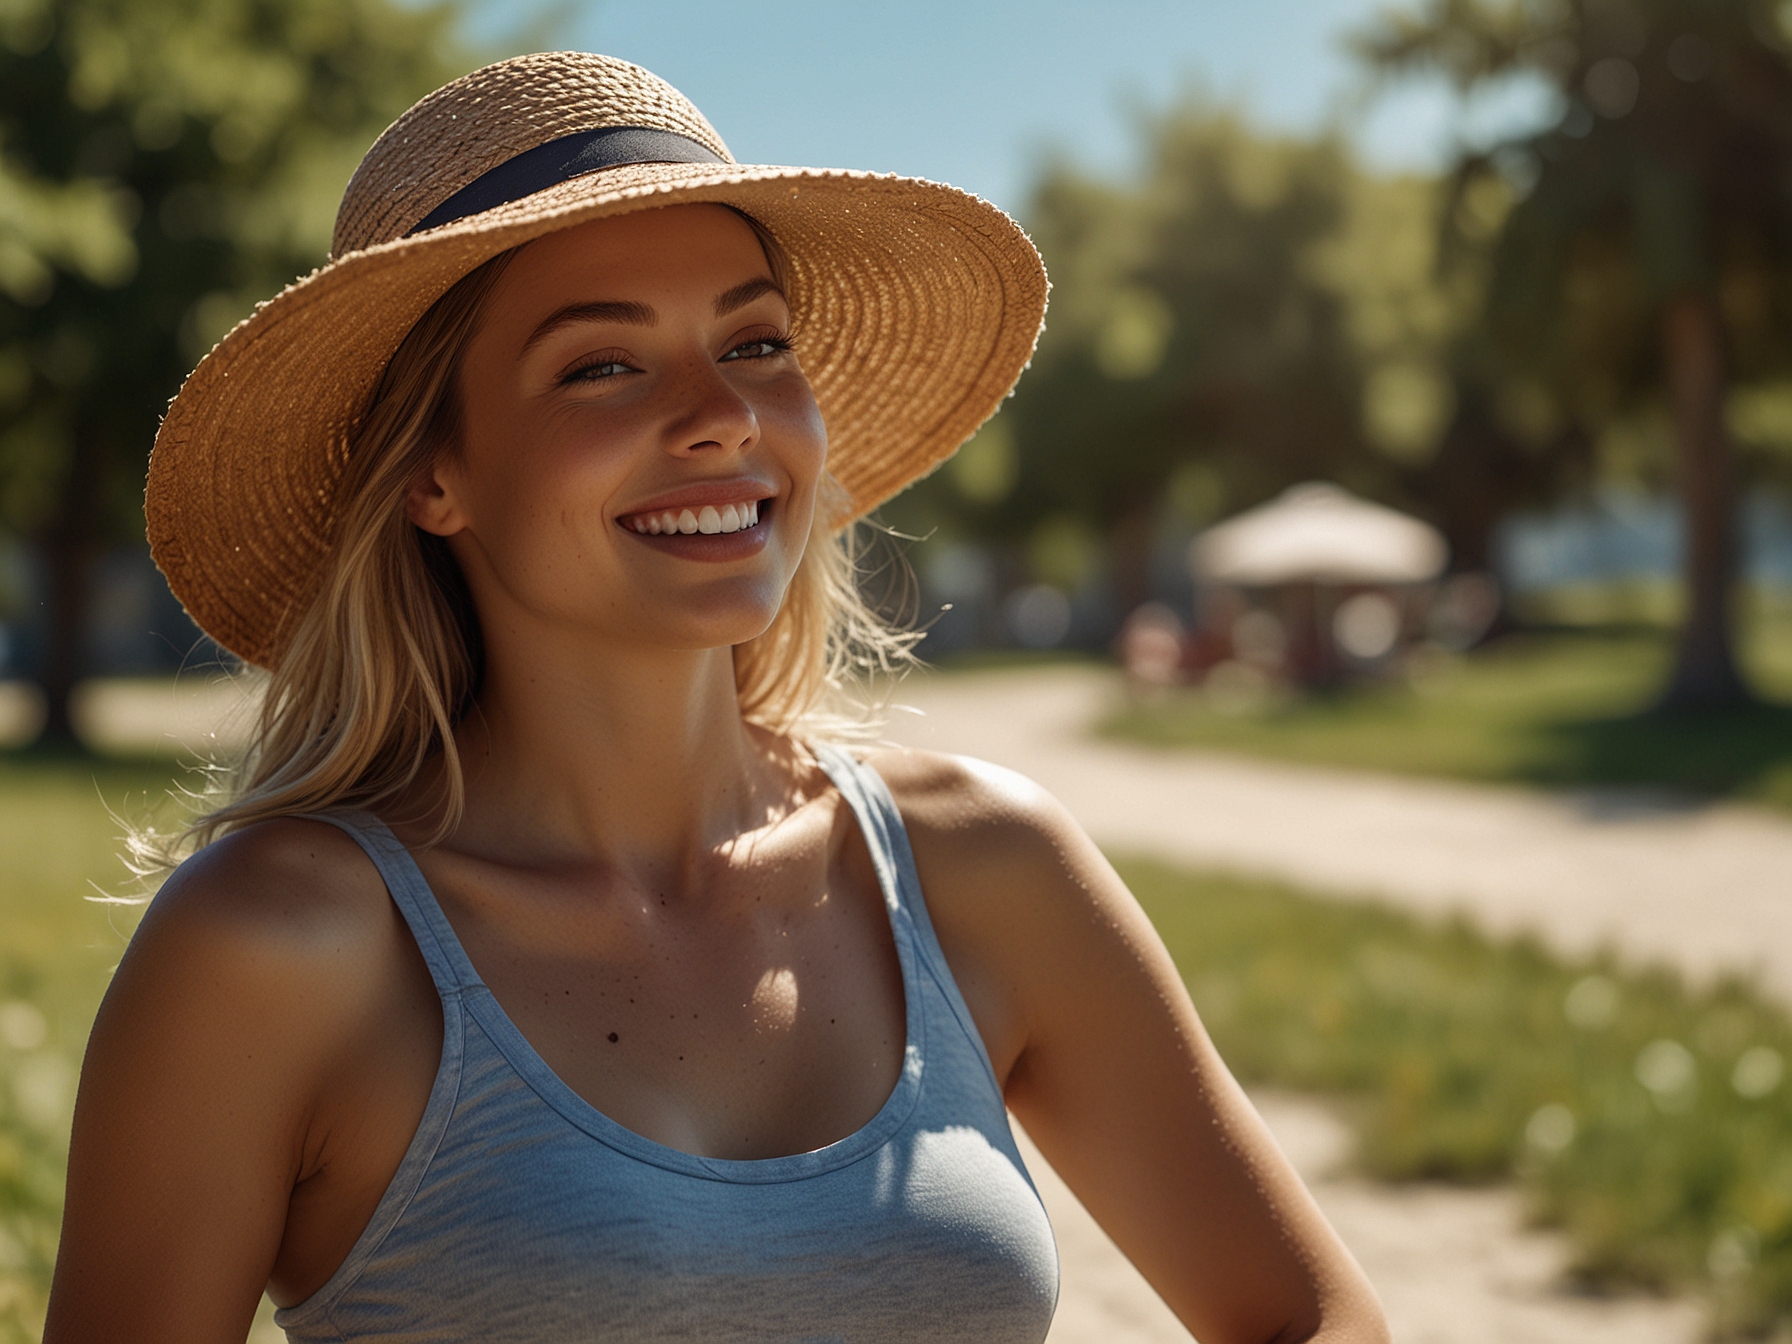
[608,1032,619,1043]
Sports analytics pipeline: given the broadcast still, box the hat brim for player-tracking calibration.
[146,160,1048,669]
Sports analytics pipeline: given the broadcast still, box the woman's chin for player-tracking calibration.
[620,596,786,654]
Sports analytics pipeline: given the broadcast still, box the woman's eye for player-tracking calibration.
[566,359,633,383]
[722,335,793,362]
[573,360,637,381]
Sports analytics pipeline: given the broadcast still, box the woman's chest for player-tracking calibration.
[418,836,908,1160]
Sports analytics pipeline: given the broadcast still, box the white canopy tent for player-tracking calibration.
[1191,482,1448,587]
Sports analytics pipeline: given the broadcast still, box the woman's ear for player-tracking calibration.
[405,460,466,537]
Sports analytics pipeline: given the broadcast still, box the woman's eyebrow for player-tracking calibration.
[522,299,656,351]
[714,277,785,317]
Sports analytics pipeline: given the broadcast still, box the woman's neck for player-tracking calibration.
[434,634,791,879]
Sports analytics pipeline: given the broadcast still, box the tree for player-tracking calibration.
[1303,165,1592,588]
[1354,0,1792,708]
[886,105,1385,618]
[0,0,468,745]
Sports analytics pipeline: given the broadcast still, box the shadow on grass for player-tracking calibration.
[1515,702,1792,806]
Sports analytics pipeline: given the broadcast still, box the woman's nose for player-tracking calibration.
[662,358,759,457]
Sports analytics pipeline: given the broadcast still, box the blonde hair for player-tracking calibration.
[159,219,918,861]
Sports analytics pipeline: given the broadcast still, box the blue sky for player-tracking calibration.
[468,0,1557,213]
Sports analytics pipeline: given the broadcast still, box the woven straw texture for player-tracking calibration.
[147,53,1048,669]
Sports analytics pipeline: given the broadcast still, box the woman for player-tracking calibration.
[47,53,1388,1344]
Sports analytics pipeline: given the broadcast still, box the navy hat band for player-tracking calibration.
[407,126,727,235]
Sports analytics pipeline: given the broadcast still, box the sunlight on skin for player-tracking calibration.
[752,967,801,1034]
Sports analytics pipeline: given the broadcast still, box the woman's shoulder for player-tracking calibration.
[852,746,1094,908]
[856,746,1075,852]
[84,816,433,1159]
[145,815,397,952]
[61,817,441,1329]
[115,817,416,1039]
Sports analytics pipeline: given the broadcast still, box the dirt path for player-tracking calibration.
[882,665,1792,1001]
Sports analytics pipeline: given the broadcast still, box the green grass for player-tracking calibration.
[1104,621,1792,808]
[1124,857,1792,1335]
[0,756,175,1341]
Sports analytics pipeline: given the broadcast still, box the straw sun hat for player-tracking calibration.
[145,50,1049,669]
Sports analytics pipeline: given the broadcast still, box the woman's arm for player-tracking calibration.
[45,820,430,1344]
[875,750,1390,1344]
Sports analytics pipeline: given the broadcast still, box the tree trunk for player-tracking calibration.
[1415,388,1562,646]
[32,434,102,750]
[1109,498,1156,619]
[1656,292,1751,711]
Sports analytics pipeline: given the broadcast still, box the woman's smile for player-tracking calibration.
[619,494,775,562]
[624,500,761,536]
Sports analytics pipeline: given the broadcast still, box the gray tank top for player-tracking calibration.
[274,744,1060,1343]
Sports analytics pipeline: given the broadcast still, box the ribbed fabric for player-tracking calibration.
[274,745,1059,1342]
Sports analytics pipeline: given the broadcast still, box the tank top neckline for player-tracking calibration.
[327,741,928,1186]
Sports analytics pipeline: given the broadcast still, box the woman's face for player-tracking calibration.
[412,204,827,655]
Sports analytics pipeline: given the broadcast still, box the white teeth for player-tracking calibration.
[628,500,766,536]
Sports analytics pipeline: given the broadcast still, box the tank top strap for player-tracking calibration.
[811,742,1007,1085]
[811,743,915,917]
[810,742,959,993]
[301,810,483,1000]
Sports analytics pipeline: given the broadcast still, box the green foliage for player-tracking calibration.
[884,106,1409,598]
[0,0,468,542]
[1104,615,1792,805]
[1126,856,1792,1333]
[1355,0,1792,483]
[880,99,1562,599]
[1020,112,1363,518]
